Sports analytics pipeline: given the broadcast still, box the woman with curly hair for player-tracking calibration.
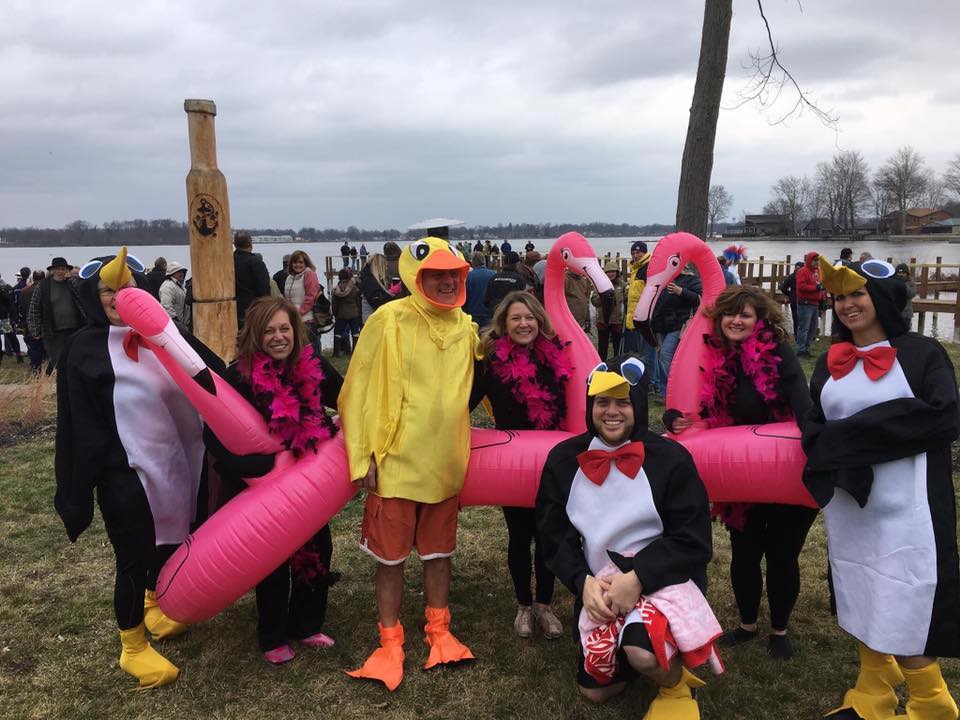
[663,284,815,660]
[204,296,342,664]
[471,291,572,640]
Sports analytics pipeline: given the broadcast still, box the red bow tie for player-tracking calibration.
[576,442,646,486]
[827,342,897,382]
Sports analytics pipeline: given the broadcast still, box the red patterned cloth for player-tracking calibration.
[579,565,724,686]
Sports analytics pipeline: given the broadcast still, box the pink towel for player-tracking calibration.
[579,562,724,685]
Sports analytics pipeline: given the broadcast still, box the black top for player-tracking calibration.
[204,356,343,496]
[470,349,567,431]
[802,333,959,508]
[651,273,702,335]
[484,270,526,314]
[536,431,711,599]
[233,250,271,325]
[663,339,810,432]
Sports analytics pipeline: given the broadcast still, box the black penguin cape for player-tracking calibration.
[802,259,960,657]
[802,260,960,508]
[535,353,712,605]
[54,255,223,542]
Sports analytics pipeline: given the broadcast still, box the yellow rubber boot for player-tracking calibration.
[345,623,405,691]
[423,606,475,669]
[118,624,179,689]
[643,667,705,720]
[902,662,959,720]
[144,590,187,641]
[827,643,904,720]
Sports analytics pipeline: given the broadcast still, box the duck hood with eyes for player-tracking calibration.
[585,353,649,441]
[78,246,148,328]
[400,236,469,313]
[819,255,908,341]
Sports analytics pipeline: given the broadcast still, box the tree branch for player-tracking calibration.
[725,0,838,129]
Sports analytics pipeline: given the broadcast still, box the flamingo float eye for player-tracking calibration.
[668,254,682,270]
[561,249,571,262]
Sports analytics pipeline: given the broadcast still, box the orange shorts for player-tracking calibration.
[359,493,459,564]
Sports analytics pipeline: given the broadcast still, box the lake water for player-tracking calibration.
[3,235,957,341]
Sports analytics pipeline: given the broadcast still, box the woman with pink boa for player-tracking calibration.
[203,296,342,664]
[471,290,572,640]
[662,285,815,660]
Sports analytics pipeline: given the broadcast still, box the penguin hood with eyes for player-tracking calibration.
[77,247,149,328]
[400,236,469,313]
[585,353,649,441]
[819,256,908,341]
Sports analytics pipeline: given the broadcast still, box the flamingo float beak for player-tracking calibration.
[632,255,682,348]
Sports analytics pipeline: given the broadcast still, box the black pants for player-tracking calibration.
[502,507,555,606]
[596,324,623,362]
[728,503,818,631]
[97,473,176,630]
[256,525,333,652]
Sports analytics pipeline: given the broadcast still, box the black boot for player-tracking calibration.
[350,335,359,355]
[332,337,342,357]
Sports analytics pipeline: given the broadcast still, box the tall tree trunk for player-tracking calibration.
[676,0,733,239]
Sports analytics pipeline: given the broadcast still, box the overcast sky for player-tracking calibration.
[2,1,957,230]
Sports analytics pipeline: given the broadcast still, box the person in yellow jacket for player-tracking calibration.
[622,242,657,389]
[340,236,478,691]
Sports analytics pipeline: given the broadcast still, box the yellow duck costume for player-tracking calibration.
[340,236,478,690]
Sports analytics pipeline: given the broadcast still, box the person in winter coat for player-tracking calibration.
[779,261,804,340]
[27,256,86,374]
[159,262,188,323]
[591,261,625,361]
[204,296,342,664]
[464,252,496,329]
[650,265,702,398]
[471,291,569,640]
[358,254,398,324]
[794,251,826,357]
[331,269,362,355]
[283,250,322,340]
[484,251,526,317]
[895,263,917,328]
[234,232,271,327]
[564,272,592,333]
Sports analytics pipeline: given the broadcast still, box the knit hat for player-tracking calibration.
[630,241,648,254]
[338,269,351,282]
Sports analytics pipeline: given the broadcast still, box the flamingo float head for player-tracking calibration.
[548,231,615,301]
[632,231,714,348]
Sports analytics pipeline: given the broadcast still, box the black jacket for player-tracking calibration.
[483,269,526,314]
[536,431,711,600]
[234,250,271,325]
[651,273,702,335]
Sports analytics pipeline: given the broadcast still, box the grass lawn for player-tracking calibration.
[1,336,958,719]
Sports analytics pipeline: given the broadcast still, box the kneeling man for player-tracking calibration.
[536,355,722,719]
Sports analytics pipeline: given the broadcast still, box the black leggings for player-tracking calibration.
[597,324,623,362]
[728,503,818,631]
[502,507,555,606]
[256,525,334,652]
[97,473,176,631]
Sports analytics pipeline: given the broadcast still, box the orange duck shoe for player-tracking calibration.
[423,606,475,670]
[345,623,405,691]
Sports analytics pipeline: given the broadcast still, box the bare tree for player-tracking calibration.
[918,171,946,211]
[707,185,734,236]
[874,146,928,234]
[942,154,960,201]
[869,181,893,234]
[676,0,733,239]
[765,175,812,234]
[676,0,834,239]
[833,151,871,232]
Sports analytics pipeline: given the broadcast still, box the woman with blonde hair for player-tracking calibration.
[664,284,814,660]
[204,296,342,664]
[472,291,571,639]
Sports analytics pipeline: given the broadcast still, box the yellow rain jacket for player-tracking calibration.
[624,252,651,331]
[338,237,478,503]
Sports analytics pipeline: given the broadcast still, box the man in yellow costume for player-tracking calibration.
[340,236,478,691]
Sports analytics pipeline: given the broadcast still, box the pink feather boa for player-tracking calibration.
[490,334,572,430]
[243,346,335,457]
[698,321,792,530]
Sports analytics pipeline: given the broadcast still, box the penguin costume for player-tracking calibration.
[54,248,223,689]
[536,355,718,720]
[803,257,960,720]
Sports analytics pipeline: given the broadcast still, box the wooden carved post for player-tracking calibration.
[184,99,237,363]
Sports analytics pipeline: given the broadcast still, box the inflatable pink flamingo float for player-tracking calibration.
[632,231,816,508]
[116,233,610,623]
